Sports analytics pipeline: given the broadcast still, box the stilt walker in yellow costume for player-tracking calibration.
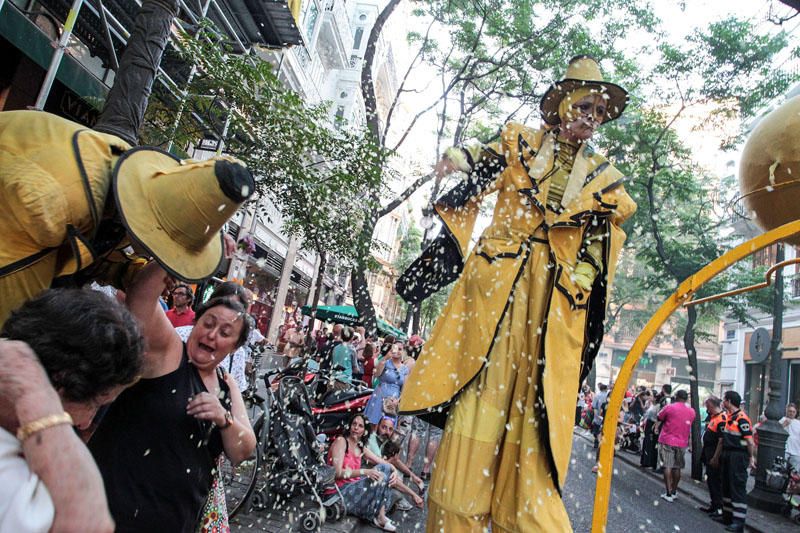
[0,110,255,326]
[396,56,637,532]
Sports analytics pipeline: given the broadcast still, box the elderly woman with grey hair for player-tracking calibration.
[0,289,144,532]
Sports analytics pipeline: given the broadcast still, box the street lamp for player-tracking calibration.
[747,243,789,512]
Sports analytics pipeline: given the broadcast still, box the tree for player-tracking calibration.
[393,222,423,331]
[162,26,385,325]
[352,0,660,335]
[595,16,799,480]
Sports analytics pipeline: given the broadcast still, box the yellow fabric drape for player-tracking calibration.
[288,0,302,23]
[426,227,571,533]
[400,122,637,533]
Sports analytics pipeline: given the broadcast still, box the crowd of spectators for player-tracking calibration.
[578,379,800,531]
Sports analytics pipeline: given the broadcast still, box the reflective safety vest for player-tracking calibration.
[721,409,753,451]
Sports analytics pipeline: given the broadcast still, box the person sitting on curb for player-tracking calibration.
[366,416,425,510]
[0,288,144,532]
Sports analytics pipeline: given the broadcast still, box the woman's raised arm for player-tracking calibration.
[125,262,181,373]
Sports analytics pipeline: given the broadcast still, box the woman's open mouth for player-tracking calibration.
[198,342,215,355]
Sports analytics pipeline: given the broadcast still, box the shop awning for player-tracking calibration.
[301,305,408,341]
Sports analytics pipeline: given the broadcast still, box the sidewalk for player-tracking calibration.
[574,428,797,533]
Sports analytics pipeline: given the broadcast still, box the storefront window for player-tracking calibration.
[789,362,800,407]
[744,362,766,421]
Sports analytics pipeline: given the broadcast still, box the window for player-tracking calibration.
[304,1,319,40]
[334,105,346,129]
[353,27,364,49]
[726,329,736,340]
[752,244,777,268]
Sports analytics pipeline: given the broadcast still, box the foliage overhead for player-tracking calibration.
[141,23,387,266]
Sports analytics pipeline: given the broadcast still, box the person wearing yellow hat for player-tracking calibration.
[396,55,637,532]
[0,110,255,326]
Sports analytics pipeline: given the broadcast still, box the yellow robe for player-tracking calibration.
[397,123,636,531]
[0,111,131,325]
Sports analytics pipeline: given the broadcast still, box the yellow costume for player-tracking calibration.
[0,111,255,325]
[396,57,636,532]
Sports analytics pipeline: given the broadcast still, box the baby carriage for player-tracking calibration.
[617,421,641,453]
[224,371,345,532]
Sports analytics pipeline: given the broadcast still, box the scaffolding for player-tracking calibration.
[1,0,302,134]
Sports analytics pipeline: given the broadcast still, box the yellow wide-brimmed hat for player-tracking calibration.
[112,147,255,282]
[540,55,629,126]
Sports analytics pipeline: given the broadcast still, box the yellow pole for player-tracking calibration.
[591,220,800,533]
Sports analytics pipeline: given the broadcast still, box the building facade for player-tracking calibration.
[593,315,721,395]
[719,243,800,421]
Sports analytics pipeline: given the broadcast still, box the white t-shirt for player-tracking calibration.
[0,427,54,532]
[780,417,800,456]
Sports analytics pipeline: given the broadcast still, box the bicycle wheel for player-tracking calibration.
[221,440,262,518]
[223,405,267,518]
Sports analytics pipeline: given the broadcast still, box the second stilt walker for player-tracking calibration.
[396,56,637,532]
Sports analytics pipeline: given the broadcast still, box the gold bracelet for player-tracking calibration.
[16,413,73,442]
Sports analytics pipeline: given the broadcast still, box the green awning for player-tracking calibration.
[301,304,407,341]
[0,4,109,103]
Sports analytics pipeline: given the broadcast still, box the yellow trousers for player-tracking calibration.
[426,242,573,533]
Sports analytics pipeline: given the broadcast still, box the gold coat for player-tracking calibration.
[397,122,636,488]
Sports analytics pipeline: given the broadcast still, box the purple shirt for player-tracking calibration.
[657,402,696,448]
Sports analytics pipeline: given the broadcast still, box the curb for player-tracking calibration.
[573,430,780,533]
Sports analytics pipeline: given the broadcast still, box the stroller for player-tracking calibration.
[617,421,641,453]
[246,372,346,531]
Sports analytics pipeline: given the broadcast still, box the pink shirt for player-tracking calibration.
[657,401,696,448]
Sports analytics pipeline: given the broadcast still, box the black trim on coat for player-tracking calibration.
[600,177,626,194]
[71,131,100,233]
[592,191,619,210]
[537,249,561,496]
[518,133,538,175]
[0,247,57,278]
[476,240,529,264]
[401,236,534,427]
[65,224,83,272]
[395,212,464,305]
[579,217,612,387]
[584,161,610,186]
[553,263,590,310]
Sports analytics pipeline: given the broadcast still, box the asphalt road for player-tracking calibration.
[352,432,729,533]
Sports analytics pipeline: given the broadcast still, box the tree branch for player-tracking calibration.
[361,0,403,145]
[382,16,436,142]
[378,172,435,218]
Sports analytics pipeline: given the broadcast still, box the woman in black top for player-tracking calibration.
[89,263,257,532]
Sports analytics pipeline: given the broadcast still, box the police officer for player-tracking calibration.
[710,391,756,532]
[699,395,726,518]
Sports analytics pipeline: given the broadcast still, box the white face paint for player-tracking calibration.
[562,94,607,143]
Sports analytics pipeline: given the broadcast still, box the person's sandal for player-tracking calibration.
[372,517,397,532]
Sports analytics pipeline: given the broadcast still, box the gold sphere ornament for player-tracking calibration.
[739,95,800,246]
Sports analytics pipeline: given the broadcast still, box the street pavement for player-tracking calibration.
[232,354,796,532]
[352,431,729,533]
[234,430,733,532]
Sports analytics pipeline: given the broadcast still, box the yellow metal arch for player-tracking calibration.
[591,220,800,533]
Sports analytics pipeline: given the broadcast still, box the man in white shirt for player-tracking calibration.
[780,402,800,470]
